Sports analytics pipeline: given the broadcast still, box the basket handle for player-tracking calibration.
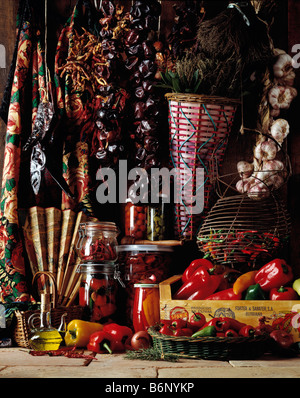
[32,271,58,309]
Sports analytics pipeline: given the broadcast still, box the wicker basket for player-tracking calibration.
[148,326,268,360]
[197,193,291,266]
[166,93,240,240]
[13,305,83,348]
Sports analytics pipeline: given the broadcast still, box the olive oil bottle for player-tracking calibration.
[28,293,62,351]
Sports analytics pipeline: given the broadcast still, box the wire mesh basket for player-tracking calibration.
[197,193,291,267]
[167,93,240,241]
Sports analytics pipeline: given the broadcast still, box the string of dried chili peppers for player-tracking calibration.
[123,0,167,201]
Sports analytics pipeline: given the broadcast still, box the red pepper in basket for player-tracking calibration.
[225,329,239,337]
[203,317,231,332]
[205,288,242,300]
[174,264,221,300]
[269,286,298,300]
[254,259,293,291]
[182,258,214,283]
[159,324,174,336]
[239,325,255,337]
[188,312,206,331]
[171,319,187,329]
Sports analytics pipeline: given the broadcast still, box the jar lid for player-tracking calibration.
[134,283,159,288]
[117,245,173,252]
[80,221,119,233]
[77,263,117,274]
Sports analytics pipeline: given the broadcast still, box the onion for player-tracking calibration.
[130,331,152,350]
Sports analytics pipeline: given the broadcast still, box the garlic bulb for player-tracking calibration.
[236,178,253,193]
[273,51,295,86]
[236,161,254,178]
[270,119,289,144]
[254,140,277,161]
[247,181,270,200]
[268,85,297,110]
[262,159,284,171]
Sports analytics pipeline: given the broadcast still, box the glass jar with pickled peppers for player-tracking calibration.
[133,281,160,333]
[124,200,147,240]
[147,201,171,241]
[78,263,125,323]
[117,245,172,327]
[76,221,119,263]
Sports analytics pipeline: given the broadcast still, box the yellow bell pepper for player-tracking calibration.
[64,319,103,347]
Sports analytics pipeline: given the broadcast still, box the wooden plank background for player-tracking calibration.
[0,0,299,275]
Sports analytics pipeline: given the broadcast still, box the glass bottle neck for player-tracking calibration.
[39,311,52,329]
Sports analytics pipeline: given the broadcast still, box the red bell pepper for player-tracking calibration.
[171,319,187,329]
[269,286,299,300]
[102,323,133,352]
[182,258,214,283]
[222,317,246,332]
[239,325,255,337]
[254,259,293,291]
[270,329,294,349]
[188,312,206,331]
[87,331,114,354]
[225,329,239,337]
[205,288,242,300]
[203,317,231,332]
[174,264,221,300]
[173,328,193,337]
[159,324,173,336]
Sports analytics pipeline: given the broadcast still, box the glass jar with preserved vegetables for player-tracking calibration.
[78,263,124,323]
[117,244,172,327]
[124,200,147,240]
[76,222,119,263]
[133,281,160,333]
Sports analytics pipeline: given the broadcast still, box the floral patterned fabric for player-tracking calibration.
[0,1,94,302]
[0,20,33,302]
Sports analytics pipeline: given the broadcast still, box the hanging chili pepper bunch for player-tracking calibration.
[58,1,131,170]
[123,0,165,181]
[89,2,131,169]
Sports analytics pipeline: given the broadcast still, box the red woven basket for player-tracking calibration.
[166,93,240,240]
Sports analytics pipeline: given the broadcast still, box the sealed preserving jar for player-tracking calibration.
[147,203,171,241]
[133,282,160,333]
[124,200,147,239]
[117,245,172,326]
[78,263,124,323]
[76,222,119,263]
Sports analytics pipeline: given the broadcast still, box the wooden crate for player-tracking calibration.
[159,275,300,342]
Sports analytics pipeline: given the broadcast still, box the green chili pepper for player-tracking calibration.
[191,325,216,338]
